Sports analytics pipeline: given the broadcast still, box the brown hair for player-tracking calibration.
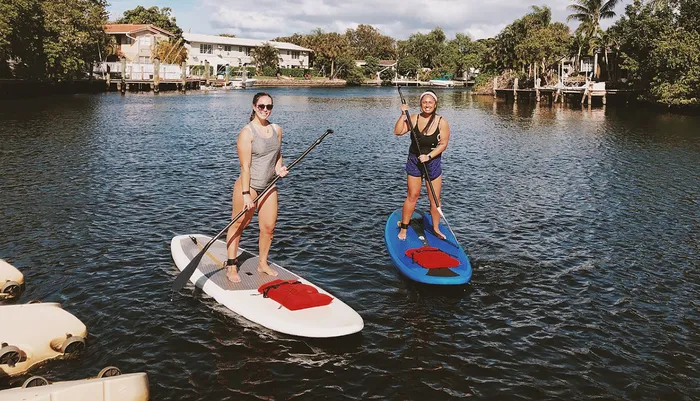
[249,92,273,121]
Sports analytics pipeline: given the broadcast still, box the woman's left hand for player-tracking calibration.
[418,154,431,163]
[276,165,289,177]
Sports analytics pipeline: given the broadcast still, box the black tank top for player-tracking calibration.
[409,114,441,155]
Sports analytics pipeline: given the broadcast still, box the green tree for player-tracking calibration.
[363,56,380,78]
[307,30,349,77]
[608,0,700,106]
[117,6,182,37]
[345,24,395,60]
[396,54,420,78]
[567,0,621,76]
[567,0,621,38]
[493,6,552,72]
[251,42,279,71]
[0,0,45,79]
[516,22,571,82]
[42,0,110,81]
[399,27,447,69]
[273,33,306,46]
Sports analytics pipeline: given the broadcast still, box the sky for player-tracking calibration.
[107,0,630,41]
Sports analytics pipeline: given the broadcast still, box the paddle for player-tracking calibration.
[397,87,460,245]
[172,129,334,293]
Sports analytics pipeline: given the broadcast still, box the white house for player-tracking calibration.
[183,33,313,75]
[105,24,175,63]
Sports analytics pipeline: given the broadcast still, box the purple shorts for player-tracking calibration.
[405,153,442,180]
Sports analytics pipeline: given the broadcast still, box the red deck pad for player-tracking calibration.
[258,280,333,311]
[406,246,460,269]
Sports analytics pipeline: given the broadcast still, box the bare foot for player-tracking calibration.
[257,262,278,277]
[433,226,446,240]
[397,221,408,241]
[226,265,241,283]
[398,228,407,240]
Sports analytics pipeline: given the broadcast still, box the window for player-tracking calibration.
[138,36,151,46]
[291,51,300,59]
[138,56,150,63]
[224,45,232,52]
[200,44,213,54]
[123,36,134,45]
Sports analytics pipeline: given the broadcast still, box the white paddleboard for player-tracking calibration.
[171,234,364,338]
[0,371,148,401]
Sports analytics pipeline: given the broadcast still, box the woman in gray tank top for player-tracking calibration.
[224,93,289,283]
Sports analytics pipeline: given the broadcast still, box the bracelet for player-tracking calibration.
[242,190,250,195]
[428,154,433,160]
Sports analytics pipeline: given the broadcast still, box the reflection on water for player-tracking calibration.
[0,88,698,400]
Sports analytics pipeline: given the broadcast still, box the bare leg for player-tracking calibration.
[426,175,445,239]
[225,178,254,282]
[255,187,279,276]
[399,175,423,240]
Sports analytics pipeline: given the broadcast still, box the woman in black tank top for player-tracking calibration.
[392,90,452,240]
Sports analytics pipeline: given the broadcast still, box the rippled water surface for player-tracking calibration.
[1,88,698,400]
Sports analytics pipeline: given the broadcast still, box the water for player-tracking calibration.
[0,88,698,400]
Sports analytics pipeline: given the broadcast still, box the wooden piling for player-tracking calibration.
[536,78,541,102]
[153,58,160,94]
[513,78,518,101]
[181,62,187,93]
[493,77,498,99]
[204,61,210,86]
[120,57,127,95]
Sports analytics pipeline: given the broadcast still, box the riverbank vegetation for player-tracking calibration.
[0,0,697,107]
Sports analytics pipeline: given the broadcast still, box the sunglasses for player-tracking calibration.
[256,104,274,111]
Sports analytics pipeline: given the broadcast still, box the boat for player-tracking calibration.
[171,234,364,338]
[0,259,24,300]
[0,302,87,376]
[228,69,257,89]
[384,209,472,285]
[0,367,148,401]
[428,79,455,87]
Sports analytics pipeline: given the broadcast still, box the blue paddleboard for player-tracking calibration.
[384,208,472,285]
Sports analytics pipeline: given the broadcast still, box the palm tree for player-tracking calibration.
[567,0,620,77]
[251,42,279,72]
[151,38,188,64]
[310,32,348,78]
[566,0,621,38]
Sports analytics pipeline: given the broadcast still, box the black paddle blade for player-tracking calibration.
[172,250,206,292]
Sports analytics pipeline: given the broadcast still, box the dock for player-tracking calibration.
[492,77,636,105]
[391,79,475,87]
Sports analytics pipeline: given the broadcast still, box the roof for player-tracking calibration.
[105,24,175,37]
[183,33,313,52]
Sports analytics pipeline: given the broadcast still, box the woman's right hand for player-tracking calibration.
[400,104,408,112]
[242,194,256,210]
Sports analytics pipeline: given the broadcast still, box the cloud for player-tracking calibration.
[109,0,628,40]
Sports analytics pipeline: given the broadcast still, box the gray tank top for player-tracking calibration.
[247,123,280,191]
